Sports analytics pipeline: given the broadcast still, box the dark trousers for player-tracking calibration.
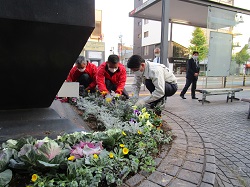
[145,79,177,106]
[78,73,95,92]
[180,78,197,97]
[105,79,129,99]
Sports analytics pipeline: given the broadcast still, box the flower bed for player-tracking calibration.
[0,92,172,187]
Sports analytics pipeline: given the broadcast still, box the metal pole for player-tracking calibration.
[160,0,170,68]
[243,74,246,86]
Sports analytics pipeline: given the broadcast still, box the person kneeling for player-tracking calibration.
[66,56,97,95]
[127,55,177,108]
[96,54,129,99]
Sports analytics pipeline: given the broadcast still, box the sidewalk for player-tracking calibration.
[162,88,250,186]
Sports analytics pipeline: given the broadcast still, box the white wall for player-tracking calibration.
[141,20,161,46]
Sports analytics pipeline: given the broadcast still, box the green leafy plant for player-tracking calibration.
[1,94,172,187]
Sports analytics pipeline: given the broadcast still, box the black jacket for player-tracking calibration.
[186,58,200,80]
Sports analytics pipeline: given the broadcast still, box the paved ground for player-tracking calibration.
[162,87,250,187]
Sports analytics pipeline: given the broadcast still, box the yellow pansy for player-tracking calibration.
[132,105,137,110]
[68,155,75,161]
[115,94,120,97]
[93,154,98,159]
[144,112,150,119]
[87,90,90,93]
[141,107,146,113]
[120,144,125,148]
[123,147,129,155]
[31,174,38,182]
[139,115,144,121]
[106,98,112,103]
[146,120,153,127]
[122,131,126,136]
[138,130,142,135]
[109,152,114,158]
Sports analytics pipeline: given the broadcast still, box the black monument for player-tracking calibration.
[0,0,95,142]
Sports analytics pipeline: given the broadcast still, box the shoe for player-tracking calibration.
[192,97,198,99]
[180,95,186,99]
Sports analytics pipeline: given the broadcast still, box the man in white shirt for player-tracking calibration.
[127,55,178,108]
[153,47,170,67]
[153,48,161,63]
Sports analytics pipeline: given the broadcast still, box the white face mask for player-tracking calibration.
[193,56,198,60]
[155,53,160,57]
[78,68,85,72]
[134,70,143,76]
[108,68,118,73]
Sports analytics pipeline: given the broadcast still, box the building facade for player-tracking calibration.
[80,10,105,66]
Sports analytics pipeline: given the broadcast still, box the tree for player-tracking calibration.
[233,44,250,66]
[189,27,208,61]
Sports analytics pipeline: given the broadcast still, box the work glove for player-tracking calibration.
[135,99,146,107]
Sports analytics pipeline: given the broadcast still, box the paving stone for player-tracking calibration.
[188,137,203,144]
[177,169,202,185]
[137,180,161,187]
[154,158,162,167]
[227,156,240,162]
[125,174,145,187]
[205,148,214,156]
[173,138,187,145]
[168,178,197,187]
[186,153,204,164]
[182,161,203,173]
[148,171,173,186]
[168,123,182,130]
[167,148,186,160]
[206,155,216,164]
[229,178,244,186]
[204,143,213,149]
[188,147,204,155]
[171,142,187,150]
[200,182,213,187]
[157,164,179,176]
[205,163,216,173]
[217,173,231,184]
[187,141,203,148]
[202,172,216,185]
[239,158,250,164]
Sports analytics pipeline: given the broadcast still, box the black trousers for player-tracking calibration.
[145,79,177,106]
[180,78,197,97]
[78,73,96,92]
[105,79,129,99]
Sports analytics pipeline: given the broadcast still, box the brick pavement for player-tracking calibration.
[123,101,217,187]
[163,88,250,187]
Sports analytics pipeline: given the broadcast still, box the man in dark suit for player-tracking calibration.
[180,51,200,99]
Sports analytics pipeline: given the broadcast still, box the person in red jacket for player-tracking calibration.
[66,56,97,92]
[96,54,129,99]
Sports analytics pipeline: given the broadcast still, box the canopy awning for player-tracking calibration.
[129,0,250,28]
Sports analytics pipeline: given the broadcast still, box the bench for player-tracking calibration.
[195,88,243,105]
[241,98,250,119]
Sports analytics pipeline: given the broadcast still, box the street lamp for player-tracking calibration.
[119,35,123,63]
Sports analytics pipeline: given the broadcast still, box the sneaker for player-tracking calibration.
[180,95,186,99]
[156,99,166,108]
[192,97,198,99]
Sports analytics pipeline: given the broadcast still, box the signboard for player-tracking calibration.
[208,7,238,30]
[84,41,105,51]
[57,82,79,97]
[207,31,232,76]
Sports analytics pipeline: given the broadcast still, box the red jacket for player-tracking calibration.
[96,62,127,94]
[66,63,97,89]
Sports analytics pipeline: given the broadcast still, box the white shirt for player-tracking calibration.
[153,57,160,63]
[132,61,177,104]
